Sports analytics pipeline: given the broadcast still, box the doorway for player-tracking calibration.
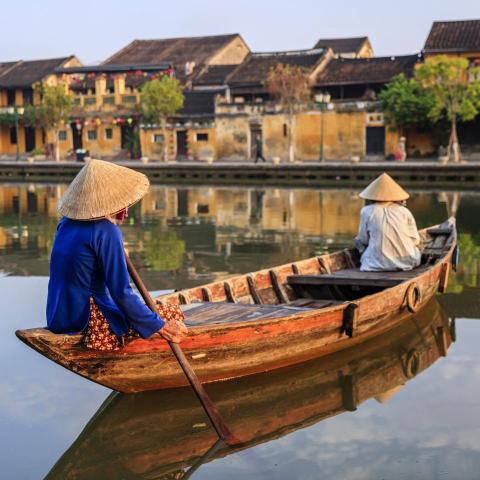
[250,125,262,160]
[121,125,141,158]
[71,123,83,150]
[176,130,188,159]
[24,127,36,152]
[366,126,385,155]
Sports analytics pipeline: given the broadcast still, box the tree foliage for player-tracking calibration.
[141,76,184,161]
[34,84,73,161]
[415,56,480,162]
[381,56,480,162]
[265,64,311,162]
[415,56,480,124]
[379,73,436,129]
[141,76,184,119]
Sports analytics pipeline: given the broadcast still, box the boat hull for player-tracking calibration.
[16,248,452,393]
[45,298,453,479]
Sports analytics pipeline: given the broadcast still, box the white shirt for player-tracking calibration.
[355,203,421,272]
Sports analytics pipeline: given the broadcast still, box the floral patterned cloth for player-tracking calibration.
[84,298,185,352]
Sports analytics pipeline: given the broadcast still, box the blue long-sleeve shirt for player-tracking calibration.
[46,218,165,339]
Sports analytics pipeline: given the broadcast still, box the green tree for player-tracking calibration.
[141,76,184,161]
[415,56,480,163]
[144,230,186,271]
[265,64,311,162]
[379,73,436,132]
[35,84,73,161]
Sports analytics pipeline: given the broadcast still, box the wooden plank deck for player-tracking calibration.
[287,266,430,289]
[182,302,311,326]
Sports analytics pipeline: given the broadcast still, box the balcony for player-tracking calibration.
[68,92,142,112]
[83,95,97,108]
[103,95,115,105]
[121,94,139,105]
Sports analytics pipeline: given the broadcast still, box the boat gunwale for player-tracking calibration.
[15,221,456,344]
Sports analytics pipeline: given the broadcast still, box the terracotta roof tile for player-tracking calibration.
[193,65,237,85]
[314,36,369,54]
[316,54,420,86]
[424,20,480,53]
[228,49,325,87]
[0,57,72,88]
[103,34,240,74]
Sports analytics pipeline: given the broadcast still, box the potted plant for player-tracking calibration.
[32,147,46,161]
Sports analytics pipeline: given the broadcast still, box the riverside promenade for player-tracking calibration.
[0,160,479,190]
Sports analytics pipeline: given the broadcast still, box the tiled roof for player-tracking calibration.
[178,91,216,117]
[0,57,73,88]
[103,34,240,72]
[193,65,238,86]
[424,20,480,53]
[314,36,369,54]
[0,61,19,77]
[228,49,325,87]
[316,54,420,86]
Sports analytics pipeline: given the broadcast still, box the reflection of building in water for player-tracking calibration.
[0,185,66,275]
[0,184,66,217]
[141,186,363,238]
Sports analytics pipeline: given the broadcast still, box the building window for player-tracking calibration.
[10,128,17,145]
[196,133,209,142]
[105,128,113,140]
[23,88,34,105]
[7,89,15,106]
[87,130,97,141]
[197,204,209,214]
[153,134,164,143]
[283,124,288,137]
[58,131,67,141]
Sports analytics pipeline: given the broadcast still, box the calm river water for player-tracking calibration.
[0,183,479,479]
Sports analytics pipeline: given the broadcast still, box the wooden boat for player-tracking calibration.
[45,299,454,480]
[16,218,457,393]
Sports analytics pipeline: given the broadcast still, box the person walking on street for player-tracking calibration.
[254,134,266,163]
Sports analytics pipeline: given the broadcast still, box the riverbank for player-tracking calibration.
[0,159,479,189]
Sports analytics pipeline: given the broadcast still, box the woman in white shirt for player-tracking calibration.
[355,173,421,272]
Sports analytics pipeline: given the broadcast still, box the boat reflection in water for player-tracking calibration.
[46,299,454,480]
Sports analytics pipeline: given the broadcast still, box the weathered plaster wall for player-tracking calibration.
[215,115,250,160]
[209,36,250,65]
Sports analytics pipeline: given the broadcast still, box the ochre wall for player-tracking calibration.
[209,36,250,65]
[296,110,366,160]
[263,114,289,160]
[187,128,217,160]
[215,116,250,160]
[140,128,177,161]
[405,128,436,156]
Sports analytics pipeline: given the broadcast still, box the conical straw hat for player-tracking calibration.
[359,173,409,202]
[57,159,150,220]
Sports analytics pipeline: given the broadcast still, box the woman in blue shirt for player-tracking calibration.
[46,159,187,350]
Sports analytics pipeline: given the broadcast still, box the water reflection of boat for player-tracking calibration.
[17,220,456,392]
[45,299,453,480]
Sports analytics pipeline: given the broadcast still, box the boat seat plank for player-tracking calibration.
[287,266,430,289]
[427,228,453,236]
[289,298,345,308]
[181,302,312,326]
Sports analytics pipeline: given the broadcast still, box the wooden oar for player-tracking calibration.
[124,253,239,446]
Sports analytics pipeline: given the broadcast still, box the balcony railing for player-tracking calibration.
[121,94,138,104]
[84,95,97,106]
[103,95,115,105]
[68,92,141,109]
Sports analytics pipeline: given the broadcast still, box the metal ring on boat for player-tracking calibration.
[403,349,421,379]
[406,282,421,313]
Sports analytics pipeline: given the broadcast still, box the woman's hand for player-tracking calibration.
[159,319,188,343]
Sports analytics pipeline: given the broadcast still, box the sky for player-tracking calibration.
[1,0,479,64]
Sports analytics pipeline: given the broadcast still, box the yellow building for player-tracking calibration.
[0,56,80,157]
[313,36,374,59]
